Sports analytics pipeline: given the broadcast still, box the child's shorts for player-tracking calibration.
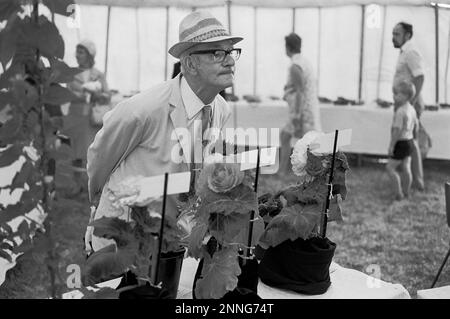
[392,139,414,160]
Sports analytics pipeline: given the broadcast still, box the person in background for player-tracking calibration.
[392,22,425,191]
[386,81,418,201]
[278,32,321,176]
[63,39,111,195]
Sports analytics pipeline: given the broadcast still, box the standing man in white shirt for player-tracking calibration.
[392,22,425,191]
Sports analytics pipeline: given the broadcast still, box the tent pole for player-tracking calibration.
[104,6,111,77]
[376,5,387,100]
[317,7,321,95]
[226,0,235,98]
[445,19,450,103]
[135,7,140,91]
[292,8,296,33]
[435,4,440,104]
[358,5,365,102]
[164,6,169,81]
[253,7,257,96]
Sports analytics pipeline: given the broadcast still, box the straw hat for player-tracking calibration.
[169,11,243,59]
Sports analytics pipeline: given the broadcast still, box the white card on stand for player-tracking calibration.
[312,129,352,154]
[136,171,191,198]
[240,147,277,171]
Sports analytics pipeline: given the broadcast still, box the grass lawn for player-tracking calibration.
[1,156,449,298]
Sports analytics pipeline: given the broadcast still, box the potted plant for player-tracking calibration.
[187,153,265,299]
[257,131,349,295]
[81,175,188,299]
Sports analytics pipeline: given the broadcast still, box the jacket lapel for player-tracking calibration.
[169,74,191,166]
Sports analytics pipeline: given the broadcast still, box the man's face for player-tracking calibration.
[188,40,236,91]
[392,24,408,49]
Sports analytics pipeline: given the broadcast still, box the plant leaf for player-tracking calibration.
[208,212,249,245]
[0,114,23,145]
[18,16,65,59]
[187,222,208,259]
[82,244,134,286]
[0,0,21,21]
[90,217,134,248]
[42,0,76,17]
[42,84,78,105]
[195,246,241,299]
[48,59,82,84]
[10,160,33,189]
[258,203,322,249]
[81,287,120,299]
[328,194,344,223]
[0,249,12,263]
[0,144,23,168]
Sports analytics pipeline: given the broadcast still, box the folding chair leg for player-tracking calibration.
[431,246,450,288]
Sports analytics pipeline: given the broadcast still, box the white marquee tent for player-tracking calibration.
[50,0,450,105]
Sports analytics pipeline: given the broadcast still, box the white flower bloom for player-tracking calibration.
[290,131,325,178]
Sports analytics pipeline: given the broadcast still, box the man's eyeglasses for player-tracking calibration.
[189,48,242,63]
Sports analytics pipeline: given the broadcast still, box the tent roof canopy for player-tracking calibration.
[75,0,450,8]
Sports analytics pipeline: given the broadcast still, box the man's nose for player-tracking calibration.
[223,54,235,66]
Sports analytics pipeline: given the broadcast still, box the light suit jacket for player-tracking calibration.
[86,74,231,251]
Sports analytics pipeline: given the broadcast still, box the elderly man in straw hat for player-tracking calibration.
[85,11,243,253]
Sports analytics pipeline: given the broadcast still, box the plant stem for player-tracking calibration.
[32,0,57,299]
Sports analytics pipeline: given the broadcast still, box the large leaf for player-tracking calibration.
[0,143,23,168]
[48,58,82,84]
[81,287,120,299]
[208,212,249,245]
[328,194,344,223]
[82,244,134,286]
[11,79,39,112]
[0,113,23,145]
[187,222,208,259]
[0,191,41,224]
[42,84,78,105]
[17,16,65,59]
[0,0,21,21]
[0,25,17,69]
[0,249,12,263]
[43,0,76,17]
[90,217,134,248]
[258,203,322,249]
[195,247,241,299]
[204,184,257,216]
[10,160,33,189]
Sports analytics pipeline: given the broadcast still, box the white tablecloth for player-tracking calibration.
[225,101,450,160]
[62,257,410,299]
[177,257,410,299]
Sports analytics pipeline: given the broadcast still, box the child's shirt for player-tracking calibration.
[392,102,418,140]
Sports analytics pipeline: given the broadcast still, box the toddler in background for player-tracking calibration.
[386,81,419,200]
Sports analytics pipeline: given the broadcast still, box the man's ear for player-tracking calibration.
[182,56,198,75]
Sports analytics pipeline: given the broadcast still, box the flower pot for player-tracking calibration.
[115,248,185,299]
[150,248,186,299]
[192,255,261,299]
[258,237,336,295]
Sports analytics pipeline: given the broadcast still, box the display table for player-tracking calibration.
[224,101,450,160]
[62,257,410,299]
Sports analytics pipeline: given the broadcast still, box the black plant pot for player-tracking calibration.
[149,248,186,299]
[116,248,185,299]
[258,237,336,295]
